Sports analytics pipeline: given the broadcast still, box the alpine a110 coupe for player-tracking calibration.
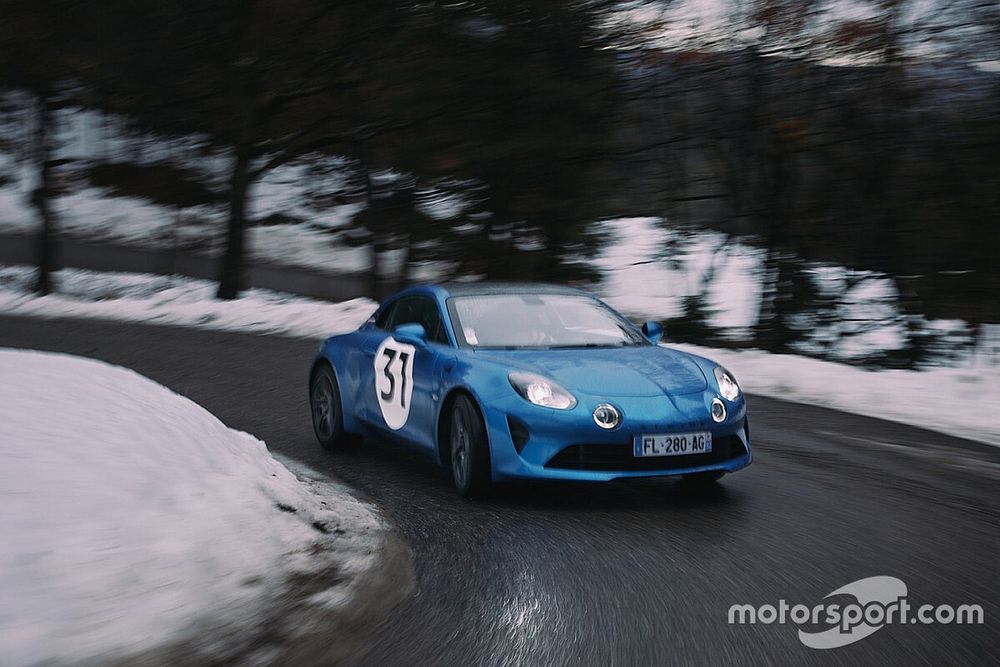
[309,283,752,496]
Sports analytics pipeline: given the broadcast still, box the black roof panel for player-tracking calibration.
[438,281,595,298]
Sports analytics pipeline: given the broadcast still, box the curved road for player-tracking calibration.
[2,315,998,665]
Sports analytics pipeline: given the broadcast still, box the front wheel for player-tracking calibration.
[310,365,347,451]
[449,395,491,497]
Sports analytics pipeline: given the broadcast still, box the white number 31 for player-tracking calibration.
[375,337,415,430]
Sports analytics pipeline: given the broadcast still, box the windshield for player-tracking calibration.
[448,293,648,349]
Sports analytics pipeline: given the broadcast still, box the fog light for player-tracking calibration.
[593,403,621,430]
[711,398,727,423]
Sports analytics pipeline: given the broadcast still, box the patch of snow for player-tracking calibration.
[247,223,368,273]
[0,151,35,231]
[789,269,909,362]
[971,323,1000,370]
[54,189,224,249]
[0,265,377,339]
[0,187,33,231]
[595,217,761,331]
[248,161,360,230]
[672,342,1000,447]
[0,348,383,665]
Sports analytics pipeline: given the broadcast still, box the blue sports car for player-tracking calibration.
[309,283,752,496]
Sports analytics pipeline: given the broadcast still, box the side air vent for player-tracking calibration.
[507,415,530,453]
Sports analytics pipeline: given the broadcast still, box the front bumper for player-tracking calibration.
[482,390,752,482]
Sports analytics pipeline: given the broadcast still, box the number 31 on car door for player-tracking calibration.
[375,337,415,430]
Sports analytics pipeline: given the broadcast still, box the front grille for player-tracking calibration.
[545,435,746,472]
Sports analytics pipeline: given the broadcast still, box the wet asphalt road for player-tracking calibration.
[1,315,998,666]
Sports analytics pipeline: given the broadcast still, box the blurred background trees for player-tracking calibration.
[614,0,999,360]
[0,0,996,366]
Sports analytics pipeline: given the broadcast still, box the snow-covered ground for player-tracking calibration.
[1,264,997,446]
[0,265,377,339]
[0,348,383,666]
[671,342,998,447]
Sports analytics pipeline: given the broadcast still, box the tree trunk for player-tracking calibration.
[359,169,383,300]
[396,234,411,293]
[368,238,381,300]
[216,15,256,300]
[753,250,795,353]
[32,93,56,296]
[216,151,250,300]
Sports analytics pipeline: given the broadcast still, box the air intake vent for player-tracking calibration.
[507,415,530,453]
[545,436,746,471]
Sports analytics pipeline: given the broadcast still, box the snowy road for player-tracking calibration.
[1,315,998,665]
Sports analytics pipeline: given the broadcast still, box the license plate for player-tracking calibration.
[634,432,713,457]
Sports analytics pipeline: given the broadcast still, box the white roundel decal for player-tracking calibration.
[374,337,415,430]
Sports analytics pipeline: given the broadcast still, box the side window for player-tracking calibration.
[388,296,449,345]
[374,302,397,330]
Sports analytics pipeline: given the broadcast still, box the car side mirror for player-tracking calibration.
[394,323,429,349]
[641,321,663,345]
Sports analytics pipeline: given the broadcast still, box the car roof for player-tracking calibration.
[434,281,596,298]
[376,282,603,315]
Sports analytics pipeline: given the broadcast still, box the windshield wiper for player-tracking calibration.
[548,342,632,349]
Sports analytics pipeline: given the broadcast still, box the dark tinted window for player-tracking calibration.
[387,296,449,345]
[374,302,397,330]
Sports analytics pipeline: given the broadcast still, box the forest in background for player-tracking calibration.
[1,0,997,367]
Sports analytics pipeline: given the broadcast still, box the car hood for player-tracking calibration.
[473,346,708,397]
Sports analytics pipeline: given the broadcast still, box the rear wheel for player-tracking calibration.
[449,395,491,497]
[310,365,347,451]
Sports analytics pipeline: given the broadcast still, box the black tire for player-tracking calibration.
[448,394,491,497]
[310,365,347,451]
[680,471,725,487]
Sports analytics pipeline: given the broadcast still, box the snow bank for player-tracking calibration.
[0,348,382,665]
[672,342,1000,447]
[0,265,376,339]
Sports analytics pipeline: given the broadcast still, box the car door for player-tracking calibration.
[364,295,450,453]
[352,301,398,424]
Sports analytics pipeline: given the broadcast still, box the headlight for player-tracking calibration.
[714,367,740,401]
[509,371,577,410]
